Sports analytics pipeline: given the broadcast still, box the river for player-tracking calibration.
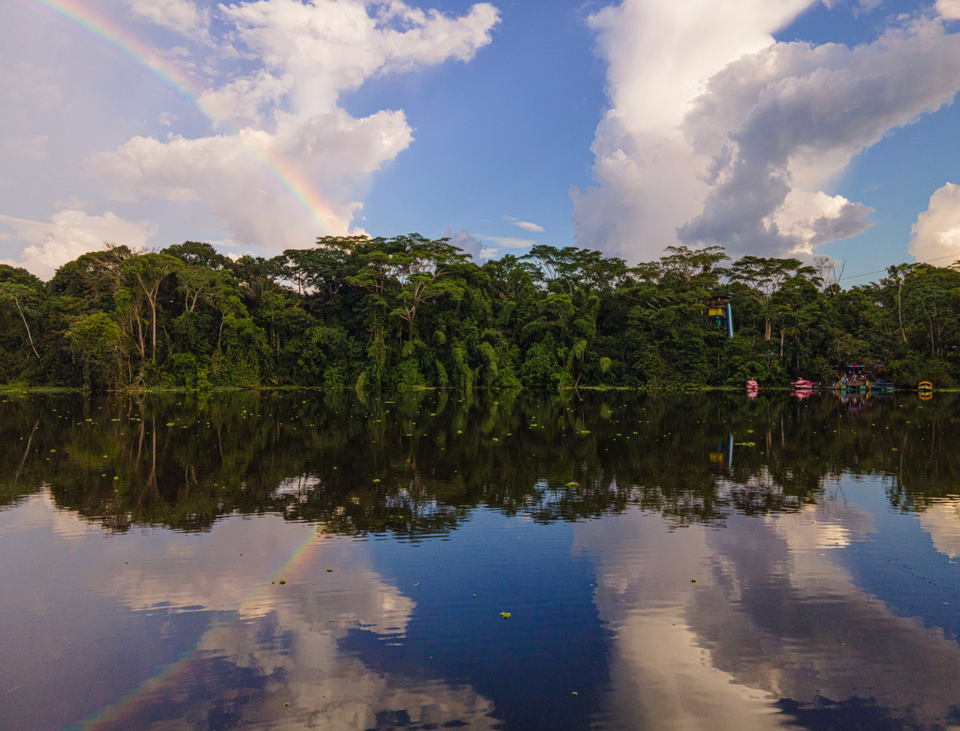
[1,390,958,730]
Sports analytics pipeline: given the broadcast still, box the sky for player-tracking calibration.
[2,0,960,283]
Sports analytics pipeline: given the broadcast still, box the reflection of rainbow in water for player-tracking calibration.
[23,0,341,235]
[73,525,326,730]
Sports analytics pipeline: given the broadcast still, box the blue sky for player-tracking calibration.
[1,0,960,281]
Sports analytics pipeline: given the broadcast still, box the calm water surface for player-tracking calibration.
[1,391,959,731]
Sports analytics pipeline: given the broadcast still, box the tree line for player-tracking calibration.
[0,234,958,390]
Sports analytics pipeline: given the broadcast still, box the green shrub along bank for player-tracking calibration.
[0,235,957,391]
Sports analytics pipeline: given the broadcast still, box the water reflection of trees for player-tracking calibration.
[0,391,957,535]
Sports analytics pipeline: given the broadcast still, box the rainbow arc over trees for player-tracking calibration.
[26,0,342,236]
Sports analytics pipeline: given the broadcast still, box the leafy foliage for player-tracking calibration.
[2,237,959,390]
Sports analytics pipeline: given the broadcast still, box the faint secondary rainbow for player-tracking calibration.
[74,524,329,730]
[25,0,341,236]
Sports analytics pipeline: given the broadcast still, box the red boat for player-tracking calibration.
[792,378,818,389]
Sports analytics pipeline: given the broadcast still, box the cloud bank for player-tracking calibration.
[98,0,499,247]
[572,1,960,263]
[1,0,499,277]
[908,182,960,264]
[0,209,156,279]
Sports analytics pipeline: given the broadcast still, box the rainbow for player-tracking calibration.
[73,524,329,730]
[22,0,341,236]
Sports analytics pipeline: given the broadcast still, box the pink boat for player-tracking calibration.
[792,378,818,389]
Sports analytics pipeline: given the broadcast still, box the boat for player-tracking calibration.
[792,378,818,389]
[835,364,871,392]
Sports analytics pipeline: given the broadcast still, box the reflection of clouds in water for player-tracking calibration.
[107,543,498,729]
[97,514,416,630]
[0,490,99,540]
[181,611,498,731]
[764,503,874,593]
[2,494,497,730]
[918,498,960,560]
[575,484,960,730]
[693,500,960,727]
[573,510,789,730]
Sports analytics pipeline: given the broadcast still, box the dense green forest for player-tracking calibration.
[0,234,958,390]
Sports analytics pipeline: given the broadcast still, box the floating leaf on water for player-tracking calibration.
[499,611,512,619]
[278,579,285,585]
[566,481,579,488]
[327,568,333,572]
[690,579,696,583]
[373,478,381,483]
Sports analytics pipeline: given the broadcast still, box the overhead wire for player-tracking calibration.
[838,252,960,285]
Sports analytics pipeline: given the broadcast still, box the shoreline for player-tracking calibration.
[2,385,956,395]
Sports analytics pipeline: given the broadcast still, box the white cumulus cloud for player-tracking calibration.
[97,115,407,247]
[570,0,817,263]
[442,226,485,261]
[679,18,960,256]
[938,0,960,21]
[572,2,960,262]
[122,0,209,36]
[478,235,534,249]
[0,209,156,279]
[908,182,960,264]
[513,220,544,232]
[95,0,500,250]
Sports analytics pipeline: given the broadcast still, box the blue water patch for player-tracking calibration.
[838,480,960,646]
[341,508,613,731]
